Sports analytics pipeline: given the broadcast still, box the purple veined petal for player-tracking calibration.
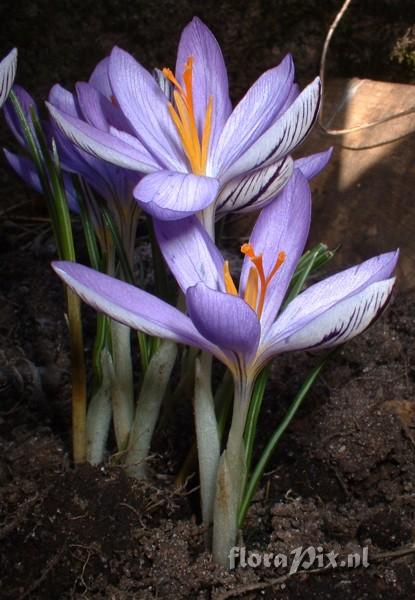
[186,282,260,363]
[76,82,134,134]
[47,102,158,173]
[3,148,42,193]
[134,171,220,220]
[213,55,294,175]
[176,17,232,160]
[3,84,37,147]
[239,170,311,331]
[268,249,399,344]
[109,47,186,172]
[52,261,228,363]
[61,174,80,213]
[0,48,17,108]
[263,277,396,358]
[274,82,300,120]
[221,77,321,181]
[4,148,80,213]
[48,84,81,118]
[295,147,333,180]
[88,56,112,98]
[215,155,294,218]
[154,216,225,293]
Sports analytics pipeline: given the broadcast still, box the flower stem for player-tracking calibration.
[86,348,113,465]
[212,375,253,567]
[194,352,220,527]
[66,287,88,464]
[126,339,177,478]
[110,319,134,452]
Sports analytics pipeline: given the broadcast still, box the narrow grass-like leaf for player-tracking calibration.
[243,366,269,474]
[238,351,334,527]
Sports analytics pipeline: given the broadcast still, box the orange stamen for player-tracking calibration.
[244,267,259,310]
[162,56,213,175]
[240,243,287,318]
[223,261,238,296]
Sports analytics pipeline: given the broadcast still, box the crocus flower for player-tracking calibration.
[47,18,322,221]
[3,59,141,260]
[0,48,17,108]
[52,169,397,380]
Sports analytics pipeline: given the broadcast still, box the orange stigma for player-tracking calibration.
[222,243,286,319]
[163,57,213,176]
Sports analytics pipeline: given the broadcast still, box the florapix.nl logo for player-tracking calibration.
[228,545,369,572]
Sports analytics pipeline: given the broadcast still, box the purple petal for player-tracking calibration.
[49,84,81,118]
[134,171,220,220]
[47,102,158,173]
[76,82,134,134]
[52,261,226,361]
[295,147,333,180]
[4,148,79,213]
[0,48,17,108]
[240,170,311,330]
[264,277,396,357]
[4,84,37,147]
[270,250,399,343]
[3,148,42,193]
[221,77,321,181]
[88,56,112,97]
[213,55,294,175]
[274,82,300,119]
[186,282,260,361]
[109,47,186,171]
[154,216,225,293]
[215,155,293,218]
[176,17,232,160]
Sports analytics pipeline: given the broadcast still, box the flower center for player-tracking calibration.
[224,244,286,319]
[163,57,213,176]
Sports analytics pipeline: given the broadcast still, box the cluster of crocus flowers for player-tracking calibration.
[53,170,397,565]
[1,17,399,569]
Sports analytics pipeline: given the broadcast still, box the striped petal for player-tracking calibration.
[0,48,17,108]
[109,47,186,171]
[215,155,293,217]
[213,54,294,175]
[134,171,220,220]
[264,278,395,357]
[154,216,224,293]
[239,170,311,330]
[220,77,321,181]
[52,261,226,362]
[47,102,158,173]
[176,17,232,157]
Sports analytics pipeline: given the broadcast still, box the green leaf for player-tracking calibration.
[238,351,334,527]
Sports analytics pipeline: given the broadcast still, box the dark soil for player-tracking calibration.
[1,1,415,598]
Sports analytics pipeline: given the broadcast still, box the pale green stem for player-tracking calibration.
[110,319,134,452]
[212,375,254,567]
[86,348,113,465]
[126,339,177,478]
[194,353,221,527]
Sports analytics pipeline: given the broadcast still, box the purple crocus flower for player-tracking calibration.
[47,18,322,221]
[3,85,79,213]
[0,48,17,108]
[3,58,141,260]
[52,170,397,380]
